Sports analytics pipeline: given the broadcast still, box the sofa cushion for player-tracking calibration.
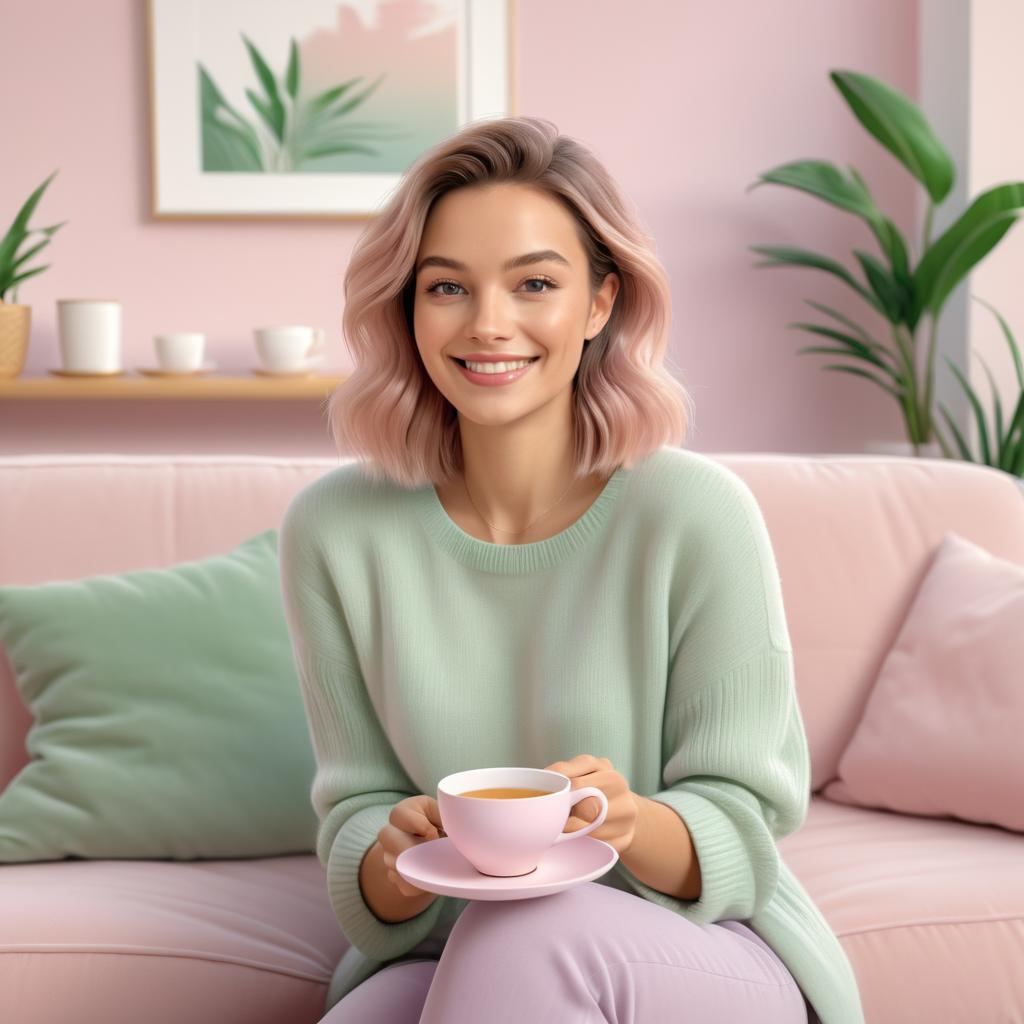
[0,528,319,862]
[823,530,1024,833]
[0,854,347,1024]
[778,796,1024,1023]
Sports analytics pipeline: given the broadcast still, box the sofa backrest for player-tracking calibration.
[2,452,1022,796]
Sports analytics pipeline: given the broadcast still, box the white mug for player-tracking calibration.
[57,299,122,372]
[254,325,326,371]
[155,332,205,371]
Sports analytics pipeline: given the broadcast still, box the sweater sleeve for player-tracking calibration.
[278,490,446,962]
[615,465,812,923]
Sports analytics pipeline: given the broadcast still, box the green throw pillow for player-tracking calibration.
[0,528,319,862]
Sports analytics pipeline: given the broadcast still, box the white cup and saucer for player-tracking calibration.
[138,332,217,377]
[252,325,326,376]
[396,766,618,902]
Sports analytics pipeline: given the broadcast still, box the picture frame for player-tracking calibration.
[145,0,517,221]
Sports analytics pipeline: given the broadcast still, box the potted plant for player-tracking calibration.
[0,169,66,378]
[747,69,1024,458]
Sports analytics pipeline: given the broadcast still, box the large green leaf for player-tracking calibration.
[25,221,64,240]
[10,237,50,272]
[943,354,992,465]
[830,69,955,204]
[937,401,974,460]
[995,372,1024,471]
[299,141,380,161]
[973,295,1024,388]
[853,249,908,323]
[295,73,399,166]
[300,121,408,146]
[284,38,300,100]
[746,159,879,218]
[199,65,254,135]
[0,169,59,287]
[974,351,1005,456]
[240,33,285,143]
[802,299,884,347]
[245,88,282,142]
[747,160,914,294]
[0,223,65,297]
[198,64,263,170]
[203,113,264,172]
[7,264,50,292]
[320,72,386,120]
[848,167,912,283]
[820,362,904,401]
[306,77,363,117]
[749,244,887,317]
[789,322,905,380]
[911,182,1024,329]
[1004,399,1024,473]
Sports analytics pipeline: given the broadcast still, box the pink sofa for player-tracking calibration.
[1,452,1021,1024]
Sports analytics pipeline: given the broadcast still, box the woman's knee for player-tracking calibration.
[448,881,619,950]
[318,960,438,1023]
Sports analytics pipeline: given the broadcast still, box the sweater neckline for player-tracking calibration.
[415,464,631,573]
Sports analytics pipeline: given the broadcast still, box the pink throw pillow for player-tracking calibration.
[822,530,1024,833]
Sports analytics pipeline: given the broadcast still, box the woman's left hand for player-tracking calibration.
[542,754,640,855]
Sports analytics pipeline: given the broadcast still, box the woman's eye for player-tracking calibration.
[521,277,555,293]
[427,280,463,296]
[425,277,556,296]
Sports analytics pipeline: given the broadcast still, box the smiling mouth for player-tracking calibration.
[450,356,540,367]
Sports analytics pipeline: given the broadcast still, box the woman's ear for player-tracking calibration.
[587,271,620,340]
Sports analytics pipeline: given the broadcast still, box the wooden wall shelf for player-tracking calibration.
[0,373,347,401]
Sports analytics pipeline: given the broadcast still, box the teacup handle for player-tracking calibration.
[306,327,326,364]
[552,786,608,844]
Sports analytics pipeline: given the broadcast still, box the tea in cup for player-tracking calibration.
[254,325,326,371]
[437,767,609,877]
[155,331,205,372]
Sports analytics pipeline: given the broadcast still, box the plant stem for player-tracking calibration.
[930,418,955,459]
[285,95,298,171]
[921,201,934,262]
[897,321,929,443]
[890,323,922,442]
[920,313,939,442]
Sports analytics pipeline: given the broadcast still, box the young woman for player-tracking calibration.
[279,116,864,1024]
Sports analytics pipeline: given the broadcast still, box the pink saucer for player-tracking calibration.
[396,836,618,901]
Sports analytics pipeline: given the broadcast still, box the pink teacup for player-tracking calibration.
[437,767,609,877]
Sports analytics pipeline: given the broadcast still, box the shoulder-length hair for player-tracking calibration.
[327,115,695,488]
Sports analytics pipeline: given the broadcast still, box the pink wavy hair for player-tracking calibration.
[326,114,695,488]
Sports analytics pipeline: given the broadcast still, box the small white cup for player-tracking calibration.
[155,332,205,371]
[57,299,122,372]
[438,767,609,877]
[254,325,326,371]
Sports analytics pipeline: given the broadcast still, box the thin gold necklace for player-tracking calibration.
[461,471,578,536]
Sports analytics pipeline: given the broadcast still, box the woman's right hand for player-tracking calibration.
[377,795,447,899]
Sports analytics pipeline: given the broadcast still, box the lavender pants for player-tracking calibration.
[320,881,816,1023]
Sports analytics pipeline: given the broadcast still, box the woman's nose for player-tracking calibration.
[465,285,514,338]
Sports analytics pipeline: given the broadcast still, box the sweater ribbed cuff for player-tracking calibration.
[616,788,759,923]
[326,803,444,962]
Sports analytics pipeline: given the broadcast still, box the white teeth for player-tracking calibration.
[464,359,533,374]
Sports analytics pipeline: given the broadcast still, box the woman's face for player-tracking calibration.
[412,181,618,429]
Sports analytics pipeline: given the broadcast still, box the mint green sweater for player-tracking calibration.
[278,445,865,1023]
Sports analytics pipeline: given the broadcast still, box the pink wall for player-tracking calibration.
[0,0,918,456]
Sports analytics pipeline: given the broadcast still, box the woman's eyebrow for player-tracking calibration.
[416,249,570,275]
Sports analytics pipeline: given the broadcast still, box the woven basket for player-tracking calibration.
[0,302,30,378]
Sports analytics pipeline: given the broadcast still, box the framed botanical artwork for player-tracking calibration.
[145,0,517,220]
